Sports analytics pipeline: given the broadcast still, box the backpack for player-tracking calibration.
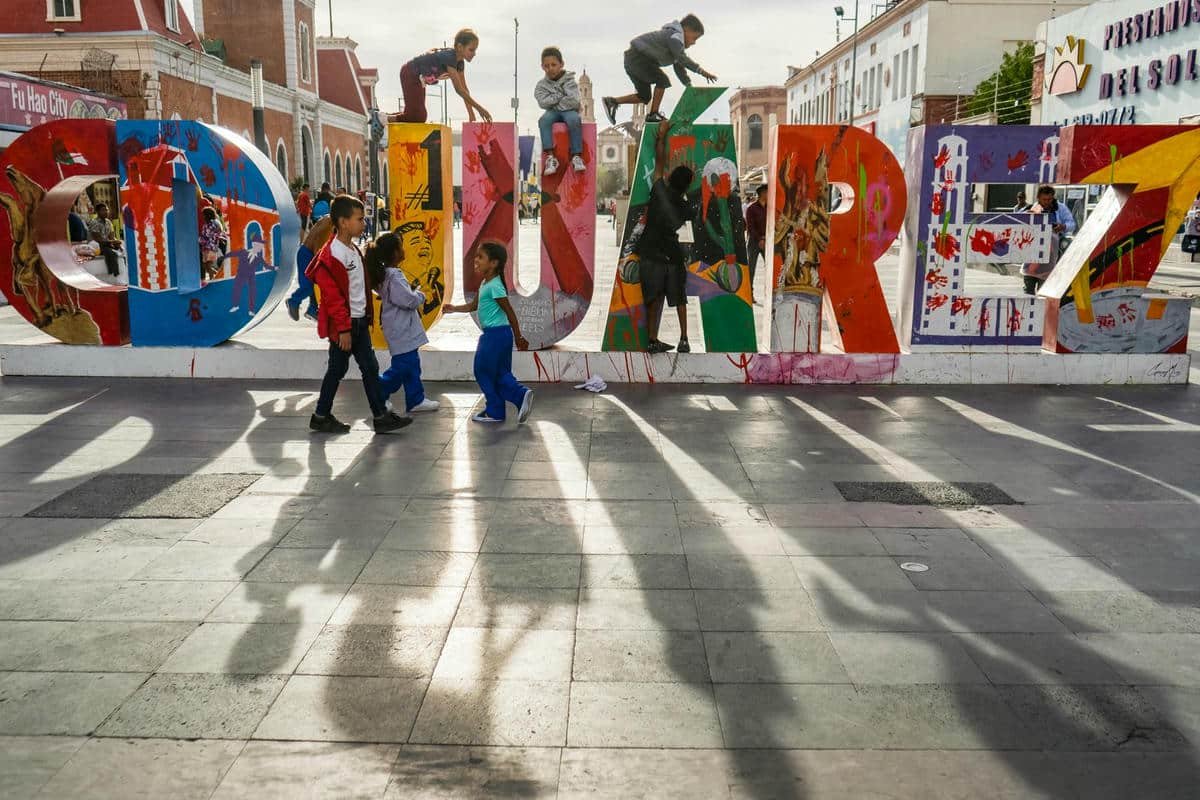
[312,199,330,220]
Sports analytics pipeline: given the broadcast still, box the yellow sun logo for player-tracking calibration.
[1047,36,1091,97]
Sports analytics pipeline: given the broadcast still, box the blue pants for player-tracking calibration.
[379,350,426,411]
[539,110,583,155]
[316,317,384,418]
[474,326,528,420]
[288,245,318,315]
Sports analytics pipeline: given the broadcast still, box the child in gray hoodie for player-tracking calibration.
[366,233,439,415]
[535,46,586,175]
[602,15,717,126]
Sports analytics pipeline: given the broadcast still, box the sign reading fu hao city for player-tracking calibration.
[0,101,1195,357]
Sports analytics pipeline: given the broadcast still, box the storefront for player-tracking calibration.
[0,71,127,153]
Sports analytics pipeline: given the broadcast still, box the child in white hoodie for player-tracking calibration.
[534,46,586,175]
[365,233,439,414]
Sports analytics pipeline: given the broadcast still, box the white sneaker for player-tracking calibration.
[518,389,534,424]
[472,412,504,424]
[571,155,585,172]
[410,398,440,412]
[543,154,560,175]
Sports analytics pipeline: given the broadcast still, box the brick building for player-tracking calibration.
[0,0,384,194]
[728,85,786,185]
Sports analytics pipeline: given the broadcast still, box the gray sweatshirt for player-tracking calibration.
[630,20,703,84]
[377,267,429,355]
[534,70,582,112]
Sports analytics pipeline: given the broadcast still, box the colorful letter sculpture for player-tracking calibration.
[0,119,128,344]
[116,121,297,346]
[602,87,757,353]
[387,123,454,338]
[1040,125,1200,354]
[767,125,905,354]
[898,125,1062,349]
[461,120,596,349]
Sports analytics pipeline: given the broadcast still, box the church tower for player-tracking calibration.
[578,69,595,123]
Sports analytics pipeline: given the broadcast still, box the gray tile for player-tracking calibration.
[705,631,847,683]
[207,582,350,624]
[96,672,284,738]
[28,473,259,518]
[1053,753,1200,800]
[452,587,578,630]
[1104,557,1200,593]
[278,519,393,549]
[680,528,785,556]
[674,501,771,528]
[687,555,800,589]
[694,589,825,632]
[244,547,374,584]
[777,527,886,556]
[0,671,146,735]
[24,620,194,672]
[378,524,486,552]
[358,550,477,586]
[84,580,236,621]
[959,633,1125,684]
[1000,556,1130,592]
[134,542,270,581]
[897,555,1026,591]
[434,627,574,681]
[573,629,708,682]
[580,526,683,555]
[576,588,698,631]
[212,741,400,800]
[1079,633,1200,686]
[330,584,462,627]
[410,679,569,746]
[480,526,583,554]
[0,735,87,800]
[808,589,1068,633]
[2,546,165,582]
[714,683,1030,749]
[385,744,560,799]
[39,738,243,800]
[297,624,446,678]
[872,527,989,558]
[158,622,323,674]
[184,518,295,547]
[470,554,581,588]
[0,579,120,620]
[792,556,916,592]
[1035,591,1200,633]
[254,674,426,743]
[998,685,1189,751]
[567,682,723,747]
[830,632,988,684]
[583,555,690,589]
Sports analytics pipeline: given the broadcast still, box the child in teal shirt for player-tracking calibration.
[443,242,534,424]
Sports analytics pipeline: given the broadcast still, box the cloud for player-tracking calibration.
[180,1,837,128]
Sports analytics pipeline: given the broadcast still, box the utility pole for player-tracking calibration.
[328,0,333,36]
[512,18,519,127]
[848,0,860,126]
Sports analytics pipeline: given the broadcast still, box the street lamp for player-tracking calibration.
[834,2,860,127]
[249,59,268,156]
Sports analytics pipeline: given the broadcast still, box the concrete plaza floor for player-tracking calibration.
[0,376,1199,798]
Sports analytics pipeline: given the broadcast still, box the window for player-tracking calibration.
[275,142,288,180]
[911,45,920,95]
[876,67,883,109]
[355,157,362,193]
[47,0,80,21]
[299,23,312,83]
[747,114,763,151]
[323,151,331,184]
[893,55,900,101]
[165,0,179,32]
[901,49,909,98]
[335,153,343,189]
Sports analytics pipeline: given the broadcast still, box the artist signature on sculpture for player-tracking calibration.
[1146,360,1183,381]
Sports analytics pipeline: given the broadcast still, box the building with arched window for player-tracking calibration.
[728,85,787,183]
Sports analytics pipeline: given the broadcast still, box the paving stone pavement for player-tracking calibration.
[0,377,1199,798]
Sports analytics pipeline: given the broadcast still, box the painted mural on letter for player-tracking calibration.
[603,87,756,353]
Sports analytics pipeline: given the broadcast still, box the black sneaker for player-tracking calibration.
[310,413,351,433]
[373,411,413,434]
[645,111,667,124]
[602,96,619,126]
[648,340,674,353]
[286,302,300,322]
[677,338,691,353]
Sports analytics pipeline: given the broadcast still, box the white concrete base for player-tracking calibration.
[0,344,1190,385]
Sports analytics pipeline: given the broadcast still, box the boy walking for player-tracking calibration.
[602,15,716,125]
[308,195,411,435]
[535,47,586,175]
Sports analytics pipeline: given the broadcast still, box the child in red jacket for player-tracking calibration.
[308,195,411,435]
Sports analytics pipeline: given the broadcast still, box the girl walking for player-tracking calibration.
[443,242,533,424]
[365,233,440,415]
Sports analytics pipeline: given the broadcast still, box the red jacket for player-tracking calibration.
[306,240,373,342]
[296,191,312,216]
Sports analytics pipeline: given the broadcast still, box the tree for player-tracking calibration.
[965,42,1034,124]
[597,166,626,200]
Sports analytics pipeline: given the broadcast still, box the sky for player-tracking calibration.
[180,0,844,130]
